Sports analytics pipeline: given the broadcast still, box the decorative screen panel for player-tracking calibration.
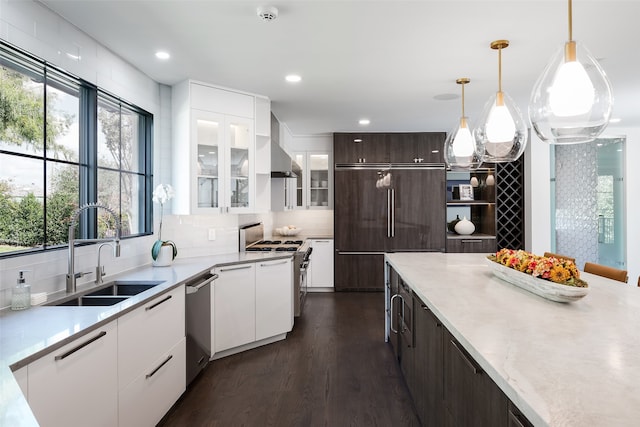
[496,157,525,250]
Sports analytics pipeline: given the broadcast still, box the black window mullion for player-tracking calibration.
[80,85,98,238]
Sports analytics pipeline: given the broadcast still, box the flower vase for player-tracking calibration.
[152,245,174,267]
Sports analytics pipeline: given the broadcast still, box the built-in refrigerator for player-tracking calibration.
[334,163,445,291]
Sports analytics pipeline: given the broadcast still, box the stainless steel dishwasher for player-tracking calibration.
[185,270,217,386]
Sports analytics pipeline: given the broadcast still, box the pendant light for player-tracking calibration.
[474,40,527,163]
[529,0,613,144]
[444,78,482,170]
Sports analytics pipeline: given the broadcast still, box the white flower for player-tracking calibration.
[152,184,174,205]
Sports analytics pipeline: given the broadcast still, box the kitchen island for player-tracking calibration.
[385,252,640,426]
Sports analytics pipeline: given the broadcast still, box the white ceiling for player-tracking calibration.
[39,0,640,136]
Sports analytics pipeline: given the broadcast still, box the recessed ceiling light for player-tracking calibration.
[285,74,301,83]
[431,150,439,153]
[155,51,170,60]
[359,119,370,125]
[354,139,362,143]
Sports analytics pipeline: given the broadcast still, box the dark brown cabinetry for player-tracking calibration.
[444,329,508,427]
[386,264,534,427]
[334,253,385,291]
[334,132,389,164]
[334,132,445,164]
[387,132,445,164]
[446,237,496,253]
[334,166,445,290]
[414,298,445,426]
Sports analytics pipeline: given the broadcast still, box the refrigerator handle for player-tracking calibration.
[387,188,392,238]
[391,188,395,237]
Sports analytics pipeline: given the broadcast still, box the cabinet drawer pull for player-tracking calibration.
[314,240,331,243]
[146,354,173,379]
[219,264,252,272]
[450,339,480,374]
[260,260,289,267]
[146,294,172,311]
[54,331,107,361]
[461,239,482,244]
[508,410,526,427]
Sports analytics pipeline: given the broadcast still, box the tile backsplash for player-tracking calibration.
[0,210,334,310]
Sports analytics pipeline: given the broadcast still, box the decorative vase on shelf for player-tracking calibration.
[454,216,475,235]
[447,215,461,232]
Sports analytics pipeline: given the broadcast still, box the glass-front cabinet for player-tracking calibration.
[292,152,331,209]
[194,111,222,209]
[227,116,253,210]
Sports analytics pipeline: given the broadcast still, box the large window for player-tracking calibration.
[0,43,153,256]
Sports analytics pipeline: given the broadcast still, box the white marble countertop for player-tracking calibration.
[384,252,640,427]
[0,251,291,427]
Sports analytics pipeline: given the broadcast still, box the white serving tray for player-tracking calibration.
[485,258,589,303]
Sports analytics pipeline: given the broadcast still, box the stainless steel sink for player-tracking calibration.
[86,280,164,297]
[48,280,165,306]
[55,296,130,306]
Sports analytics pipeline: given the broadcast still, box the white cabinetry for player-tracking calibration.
[309,239,334,290]
[173,80,267,214]
[292,151,332,209]
[213,263,256,353]
[254,96,271,212]
[117,285,186,427]
[256,258,293,340]
[27,321,118,427]
[212,258,294,358]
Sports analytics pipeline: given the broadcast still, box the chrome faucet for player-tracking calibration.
[67,203,121,293]
[95,242,116,285]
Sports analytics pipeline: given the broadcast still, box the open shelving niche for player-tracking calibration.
[446,166,497,250]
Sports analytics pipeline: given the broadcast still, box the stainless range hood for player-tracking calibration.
[271,141,297,178]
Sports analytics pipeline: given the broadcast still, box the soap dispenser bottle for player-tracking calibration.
[11,270,31,310]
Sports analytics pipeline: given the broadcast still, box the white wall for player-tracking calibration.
[0,0,245,309]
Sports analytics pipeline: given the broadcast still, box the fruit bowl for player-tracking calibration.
[275,227,302,236]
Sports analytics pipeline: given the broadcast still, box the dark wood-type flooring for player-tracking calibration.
[160,292,421,426]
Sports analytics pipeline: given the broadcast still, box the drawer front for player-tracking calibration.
[118,285,185,388]
[119,337,186,427]
[447,238,496,253]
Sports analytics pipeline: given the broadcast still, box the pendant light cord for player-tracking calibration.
[461,82,465,117]
[498,47,503,94]
[568,0,573,41]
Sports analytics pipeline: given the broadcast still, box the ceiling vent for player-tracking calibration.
[257,6,278,22]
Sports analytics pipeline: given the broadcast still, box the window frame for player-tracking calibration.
[0,41,154,258]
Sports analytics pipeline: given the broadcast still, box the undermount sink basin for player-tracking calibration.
[86,280,165,297]
[48,280,165,306]
[55,296,130,306]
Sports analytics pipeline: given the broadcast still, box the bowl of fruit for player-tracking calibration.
[275,225,302,236]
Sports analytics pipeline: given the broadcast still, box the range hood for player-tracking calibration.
[271,141,297,178]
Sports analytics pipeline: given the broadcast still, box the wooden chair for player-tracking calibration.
[543,252,576,264]
[583,262,628,283]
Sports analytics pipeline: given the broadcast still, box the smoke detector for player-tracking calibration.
[257,6,278,21]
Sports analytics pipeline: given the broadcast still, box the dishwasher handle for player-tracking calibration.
[185,273,218,294]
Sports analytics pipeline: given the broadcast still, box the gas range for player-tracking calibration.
[245,239,305,252]
[239,223,312,317]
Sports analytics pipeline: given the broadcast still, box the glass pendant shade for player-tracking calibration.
[444,117,482,170]
[529,40,613,144]
[475,40,528,163]
[475,91,527,163]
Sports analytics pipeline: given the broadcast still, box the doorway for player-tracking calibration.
[550,137,626,271]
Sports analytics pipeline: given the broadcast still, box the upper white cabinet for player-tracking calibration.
[172,80,270,214]
[292,151,332,209]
